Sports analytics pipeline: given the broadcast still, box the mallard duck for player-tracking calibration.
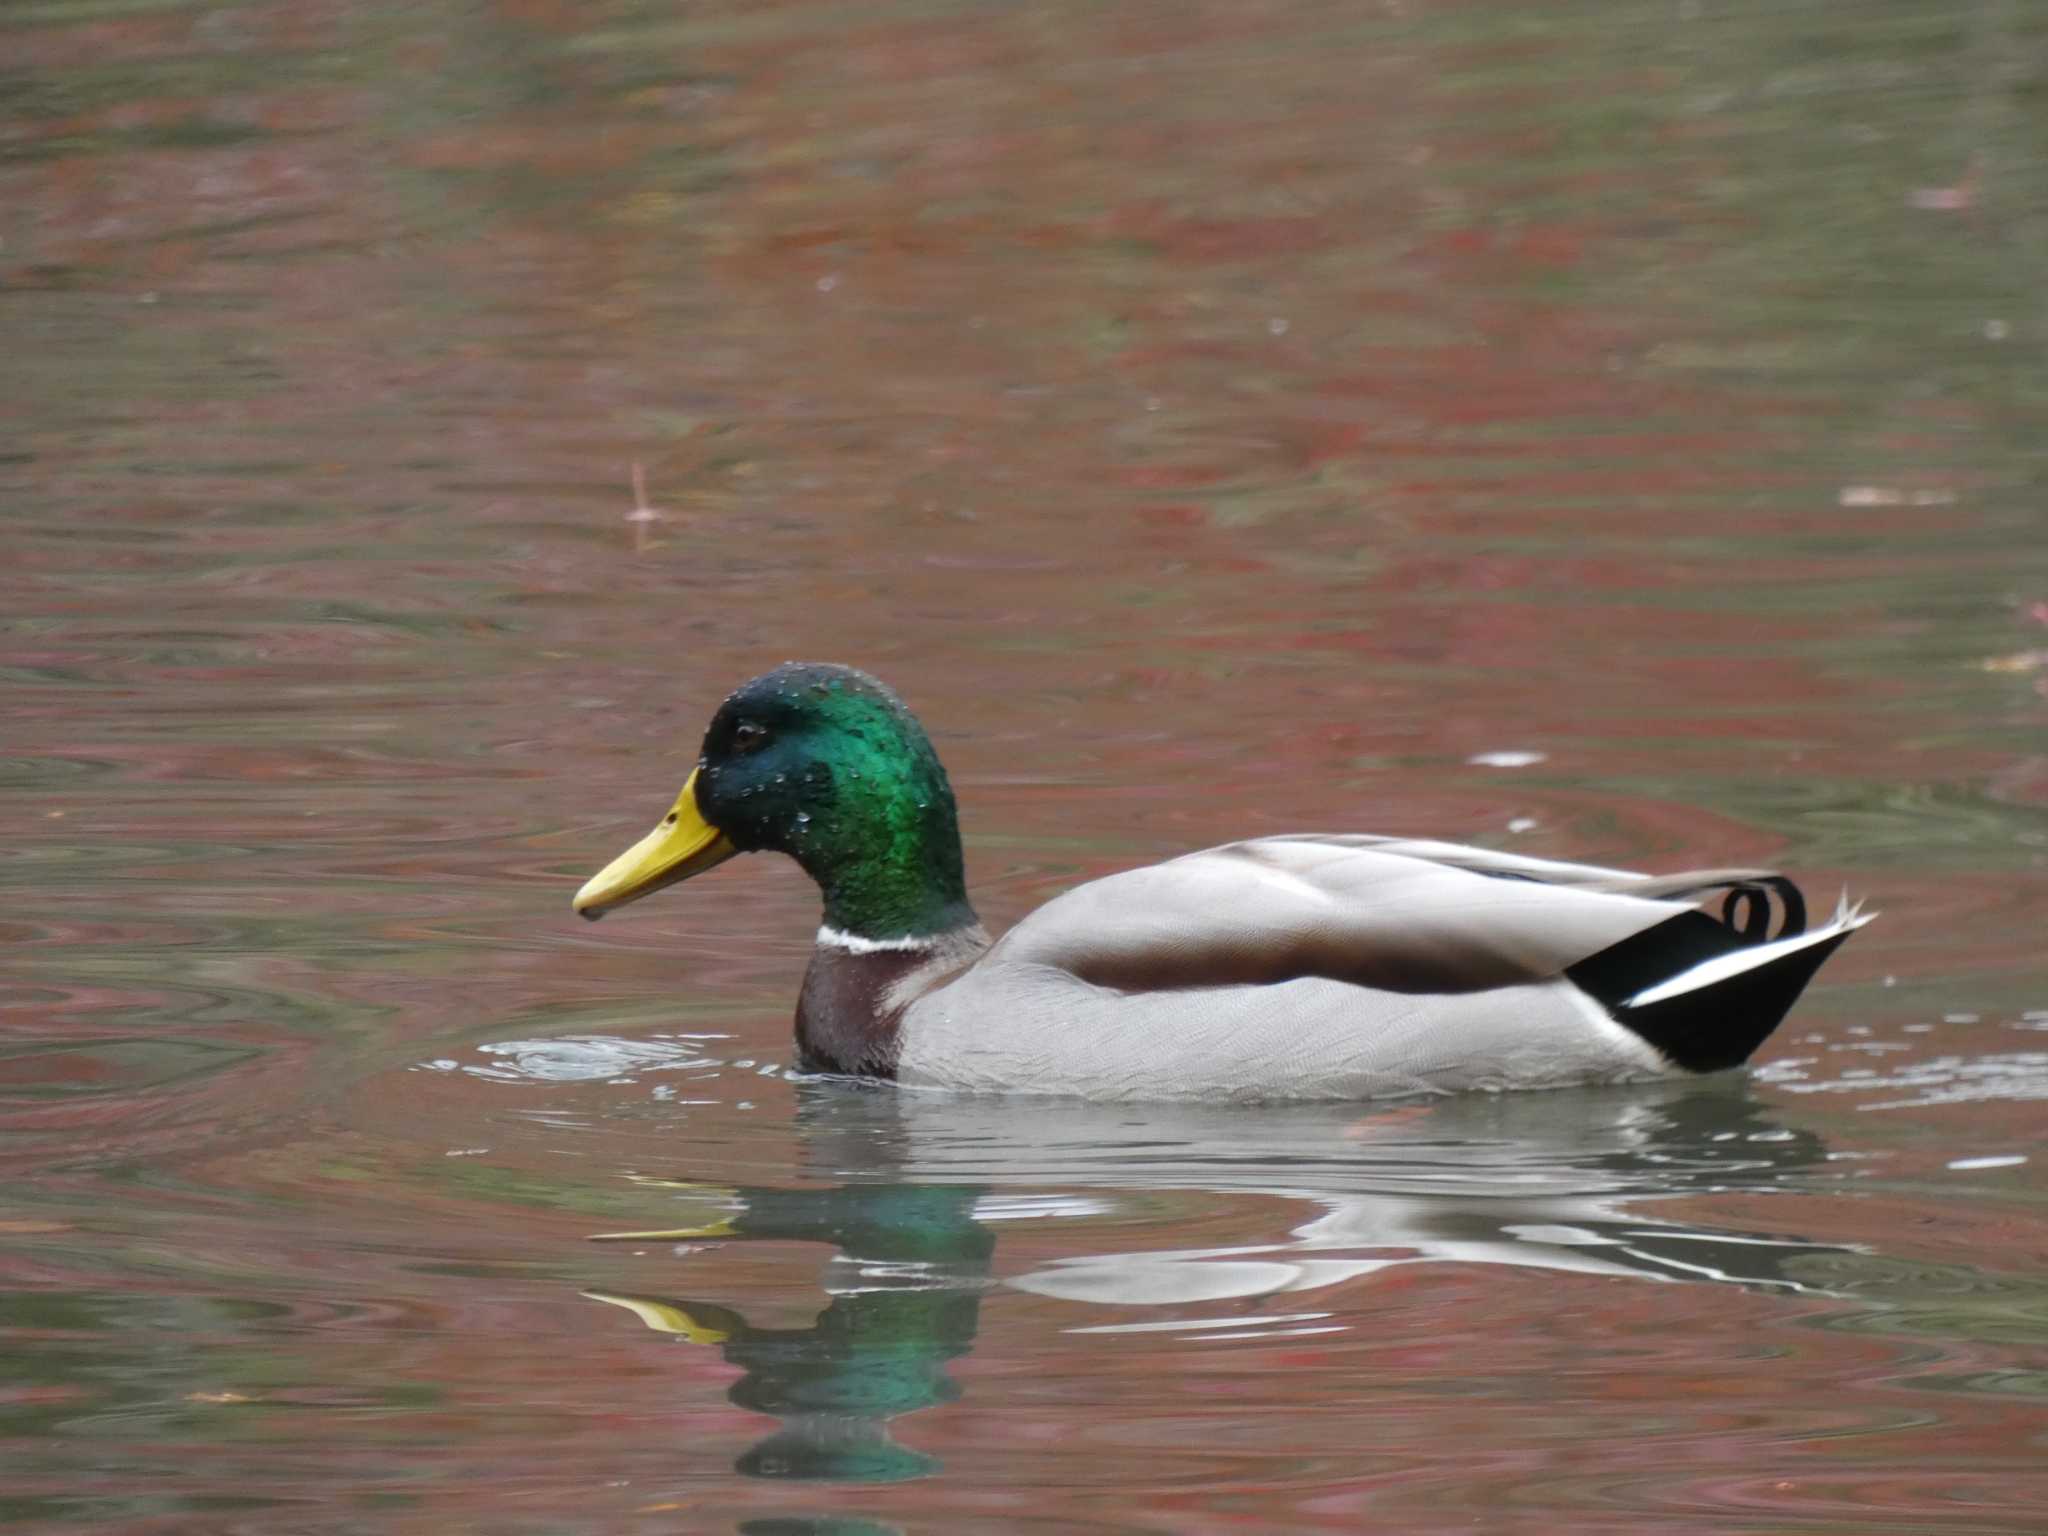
[573,663,1870,1102]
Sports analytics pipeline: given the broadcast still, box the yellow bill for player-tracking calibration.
[580,1291,731,1345]
[573,767,738,919]
[585,1219,737,1242]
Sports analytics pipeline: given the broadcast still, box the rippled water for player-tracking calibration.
[6,0,2048,1530]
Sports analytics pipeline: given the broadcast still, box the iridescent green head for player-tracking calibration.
[574,664,976,940]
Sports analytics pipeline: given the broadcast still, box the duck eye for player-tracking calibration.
[732,721,770,754]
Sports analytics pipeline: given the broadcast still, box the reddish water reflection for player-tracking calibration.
[5,0,2048,1530]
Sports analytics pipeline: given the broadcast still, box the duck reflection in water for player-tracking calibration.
[586,1178,991,1483]
[581,1080,1861,1484]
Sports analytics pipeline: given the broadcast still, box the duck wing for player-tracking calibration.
[899,836,1859,1100]
[984,835,1786,996]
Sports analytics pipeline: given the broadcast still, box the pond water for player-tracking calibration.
[6,0,2048,1530]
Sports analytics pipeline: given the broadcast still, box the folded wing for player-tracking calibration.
[991,835,1790,996]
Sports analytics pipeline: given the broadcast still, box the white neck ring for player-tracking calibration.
[815,925,938,955]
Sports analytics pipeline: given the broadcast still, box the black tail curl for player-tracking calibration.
[1565,874,1844,1072]
[1719,876,1805,943]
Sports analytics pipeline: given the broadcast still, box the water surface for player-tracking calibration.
[5,0,2048,1531]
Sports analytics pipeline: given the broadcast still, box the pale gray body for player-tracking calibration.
[882,835,1866,1102]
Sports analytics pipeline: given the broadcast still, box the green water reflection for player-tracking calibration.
[589,1181,989,1483]
[572,1081,2006,1488]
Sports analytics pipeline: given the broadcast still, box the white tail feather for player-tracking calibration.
[1627,894,1875,1010]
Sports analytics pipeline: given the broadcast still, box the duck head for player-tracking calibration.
[573,663,978,941]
